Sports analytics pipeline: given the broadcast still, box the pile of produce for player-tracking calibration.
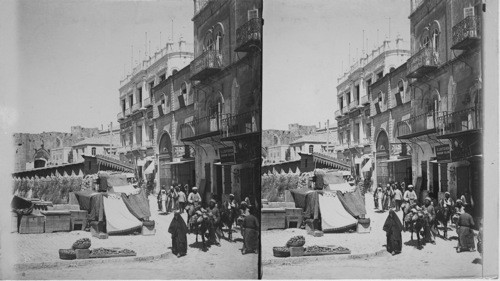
[59,249,77,260]
[272,246,291,257]
[90,247,136,258]
[286,235,306,247]
[72,238,91,249]
[304,245,350,254]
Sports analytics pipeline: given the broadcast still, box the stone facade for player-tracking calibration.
[402,0,482,218]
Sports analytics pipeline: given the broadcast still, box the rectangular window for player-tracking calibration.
[121,100,126,112]
[346,92,351,104]
[137,126,142,145]
[248,9,258,20]
[149,81,155,99]
[149,125,154,140]
[137,87,142,105]
[366,124,372,138]
[129,132,133,146]
[377,71,383,80]
[355,84,360,102]
[129,95,134,108]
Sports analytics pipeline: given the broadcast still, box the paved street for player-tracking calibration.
[5,195,257,279]
[262,192,484,279]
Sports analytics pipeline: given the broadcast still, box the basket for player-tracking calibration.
[287,240,306,247]
[273,247,291,258]
[59,249,76,260]
[72,238,91,249]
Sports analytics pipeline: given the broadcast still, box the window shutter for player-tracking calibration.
[248,9,258,20]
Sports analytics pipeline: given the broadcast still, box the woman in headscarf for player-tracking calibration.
[168,211,188,257]
[241,205,259,254]
[383,209,403,255]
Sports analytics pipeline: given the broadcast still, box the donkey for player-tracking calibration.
[220,202,240,241]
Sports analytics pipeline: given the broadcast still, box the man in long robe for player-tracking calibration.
[383,209,403,255]
[456,210,475,252]
[168,211,188,257]
[242,205,259,254]
[423,197,436,244]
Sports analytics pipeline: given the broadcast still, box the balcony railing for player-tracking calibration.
[222,110,260,138]
[335,109,342,119]
[397,111,448,139]
[235,18,262,52]
[362,137,372,146]
[437,106,481,137]
[180,113,225,141]
[452,15,481,50]
[132,102,142,112]
[342,106,349,115]
[117,112,124,120]
[407,47,439,79]
[143,97,152,108]
[124,108,132,117]
[360,95,369,106]
[190,50,223,81]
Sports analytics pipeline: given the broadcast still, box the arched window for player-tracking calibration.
[423,36,430,48]
[309,145,314,154]
[91,147,96,156]
[207,38,214,51]
[172,69,178,75]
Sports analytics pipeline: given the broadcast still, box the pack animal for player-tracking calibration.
[220,202,239,241]
[405,211,426,248]
[434,204,455,239]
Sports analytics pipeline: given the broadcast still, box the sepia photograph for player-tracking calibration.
[261,0,497,279]
[1,0,261,279]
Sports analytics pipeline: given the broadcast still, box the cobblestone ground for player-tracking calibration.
[4,196,257,279]
[263,192,484,279]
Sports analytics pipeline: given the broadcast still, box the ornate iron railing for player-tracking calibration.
[397,111,448,137]
[236,18,262,51]
[437,106,481,136]
[180,113,226,140]
[348,100,358,111]
[452,15,481,49]
[407,47,439,77]
[124,108,132,116]
[222,110,260,137]
[360,95,369,105]
[342,106,349,114]
[190,50,223,80]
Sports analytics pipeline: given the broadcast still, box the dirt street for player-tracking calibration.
[6,196,258,279]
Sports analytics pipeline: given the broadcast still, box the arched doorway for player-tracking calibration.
[158,133,173,188]
[33,147,50,168]
[375,130,389,186]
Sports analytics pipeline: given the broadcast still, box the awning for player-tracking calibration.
[214,162,236,166]
[124,173,135,178]
[361,159,372,172]
[164,159,195,166]
[380,158,411,163]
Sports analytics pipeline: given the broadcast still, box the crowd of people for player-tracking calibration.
[379,183,481,257]
[157,184,259,258]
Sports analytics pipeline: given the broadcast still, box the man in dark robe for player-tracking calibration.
[168,211,188,257]
[242,205,259,254]
[456,210,475,252]
[383,209,403,255]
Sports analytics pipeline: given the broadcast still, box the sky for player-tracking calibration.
[11,0,410,134]
[15,0,194,133]
[262,0,411,130]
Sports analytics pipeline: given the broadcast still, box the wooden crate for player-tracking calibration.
[285,215,303,228]
[357,223,371,234]
[19,214,45,234]
[70,210,88,231]
[141,226,156,236]
[43,211,71,233]
[285,208,303,216]
[261,208,286,230]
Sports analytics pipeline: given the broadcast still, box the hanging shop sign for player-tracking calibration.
[435,144,451,161]
[219,146,235,163]
[234,136,260,164]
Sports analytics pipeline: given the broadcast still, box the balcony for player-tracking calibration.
[132,102,142,112]
[437,106,481,138]
[190,50,223,81]
[407,47,439,79]
[235,18,262,52]
[397,111,448,139]
[451,15,481,50]
[360,95,369,106]
[222,110,260,140]
[117,112,124,120]
[124,108,132,117]
[335,109,342,119]
[348,100,359,111]
[143,97,152,108]
[362,137,372,146]
[180,113,224,141]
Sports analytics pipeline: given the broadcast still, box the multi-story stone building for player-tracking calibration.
[335,38,410,178]
[117,38,194,181]
[152,64,196,189]
[180,0,262,205]
[397,0,482,218]
[370,62,413,188]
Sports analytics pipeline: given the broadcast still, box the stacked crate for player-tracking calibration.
[285,208,303,228]
[70,210,88,231]
[19,214,45,234]
[42,211,71,233]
